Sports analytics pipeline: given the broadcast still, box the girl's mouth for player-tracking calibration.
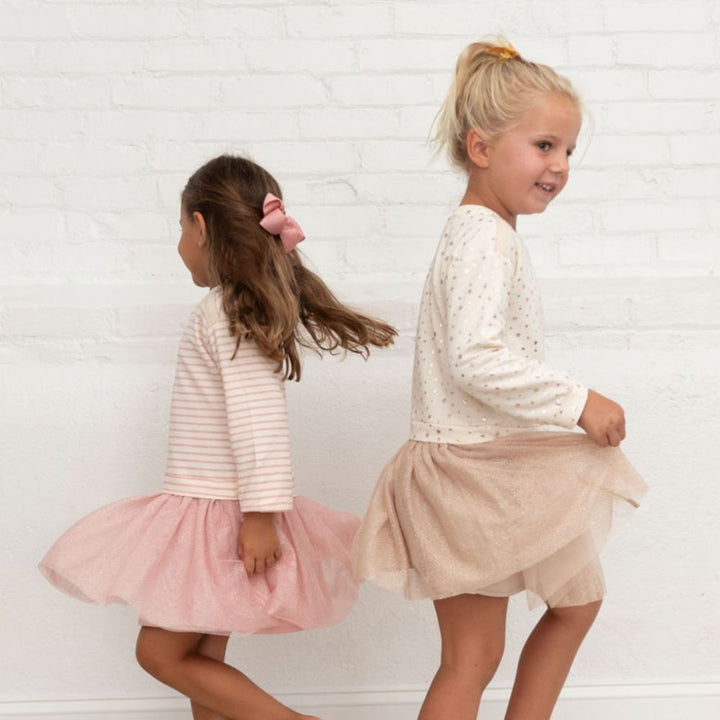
[535,183,556,193]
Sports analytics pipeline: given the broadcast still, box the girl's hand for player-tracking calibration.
[237,512,282,576]
[577,389,626,447]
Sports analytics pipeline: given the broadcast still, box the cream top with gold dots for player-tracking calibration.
[410,205,588,444]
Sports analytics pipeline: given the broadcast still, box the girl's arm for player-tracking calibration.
[444,247,587,429]
[200,303,295,574]
[443,237,626,446]
[204,313,295,515]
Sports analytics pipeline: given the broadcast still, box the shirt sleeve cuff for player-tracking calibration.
[559,384,589,429]
[238,497,295,514]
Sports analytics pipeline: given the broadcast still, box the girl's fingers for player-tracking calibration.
[590,426,608,447]
[243,553,280,575]
[264,550,282,569]
[238,544,282,575]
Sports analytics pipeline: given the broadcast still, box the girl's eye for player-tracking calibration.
[536,141,551,151]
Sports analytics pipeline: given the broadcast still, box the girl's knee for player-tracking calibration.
[135,632,162,678]
[479,635,506,673]
[477,642,505,685]
[441,637,505,686]
[135,629,180,682]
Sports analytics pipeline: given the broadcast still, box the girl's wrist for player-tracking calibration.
[243,511,275,522]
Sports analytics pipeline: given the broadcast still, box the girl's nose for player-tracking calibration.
[550,152,569,174]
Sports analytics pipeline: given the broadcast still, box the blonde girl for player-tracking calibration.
[353,40,647,720]
[40,154,396,720]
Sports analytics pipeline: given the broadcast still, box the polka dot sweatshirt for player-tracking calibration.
[410,205,588,444]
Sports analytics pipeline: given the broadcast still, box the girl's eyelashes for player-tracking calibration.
[535,141,575,157]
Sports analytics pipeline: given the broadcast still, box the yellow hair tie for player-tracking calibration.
[486,44,520,61]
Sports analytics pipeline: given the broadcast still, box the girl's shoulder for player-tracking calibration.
[442,205,519,260]
[189,287,226,334]
[185,289,238,359]
[196,287,225,325]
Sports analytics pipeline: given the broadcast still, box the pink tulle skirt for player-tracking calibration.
[352,431,647,609]
[39,494,360,635]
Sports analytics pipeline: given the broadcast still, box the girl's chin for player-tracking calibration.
[526,195,555,214]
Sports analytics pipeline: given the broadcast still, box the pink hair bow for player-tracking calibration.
[259,193,305,253]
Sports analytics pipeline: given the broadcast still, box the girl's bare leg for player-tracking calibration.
[418,594,508,720]
[191,634,230,720]
[505,600,602,720]
[136,627,320,720]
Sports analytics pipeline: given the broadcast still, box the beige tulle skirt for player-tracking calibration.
[352,431,647,608]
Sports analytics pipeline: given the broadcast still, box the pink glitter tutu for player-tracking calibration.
[39,494,360,635]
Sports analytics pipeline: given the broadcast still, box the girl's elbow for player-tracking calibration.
[447,352,494,390]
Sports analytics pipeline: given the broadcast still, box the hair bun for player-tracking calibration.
[485,44,520,61]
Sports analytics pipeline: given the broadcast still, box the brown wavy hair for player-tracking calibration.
[181,154,396,380]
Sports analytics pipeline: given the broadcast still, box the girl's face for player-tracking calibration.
[467,93,581,228]
[178,206,210,287]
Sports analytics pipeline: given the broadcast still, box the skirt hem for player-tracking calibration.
[40,494,360,635]
[352,432,646,609]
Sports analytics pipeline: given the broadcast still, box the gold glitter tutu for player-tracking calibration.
[352,431,647,608]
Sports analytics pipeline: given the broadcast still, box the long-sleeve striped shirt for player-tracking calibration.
[162,288,294,512]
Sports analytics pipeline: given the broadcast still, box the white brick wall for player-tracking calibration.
[1,0,719,715]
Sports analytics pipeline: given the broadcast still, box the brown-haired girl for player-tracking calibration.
[40,154,395,720]
[353,39,647,720]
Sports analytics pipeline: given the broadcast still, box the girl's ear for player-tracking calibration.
[192,211,208,247]
[466,128,491,169]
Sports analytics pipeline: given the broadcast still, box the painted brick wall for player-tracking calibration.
[1,0,719,714]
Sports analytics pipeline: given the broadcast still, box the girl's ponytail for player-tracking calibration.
[290,257,396,376]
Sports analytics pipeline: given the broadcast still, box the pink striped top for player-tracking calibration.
[162,288,294,512]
